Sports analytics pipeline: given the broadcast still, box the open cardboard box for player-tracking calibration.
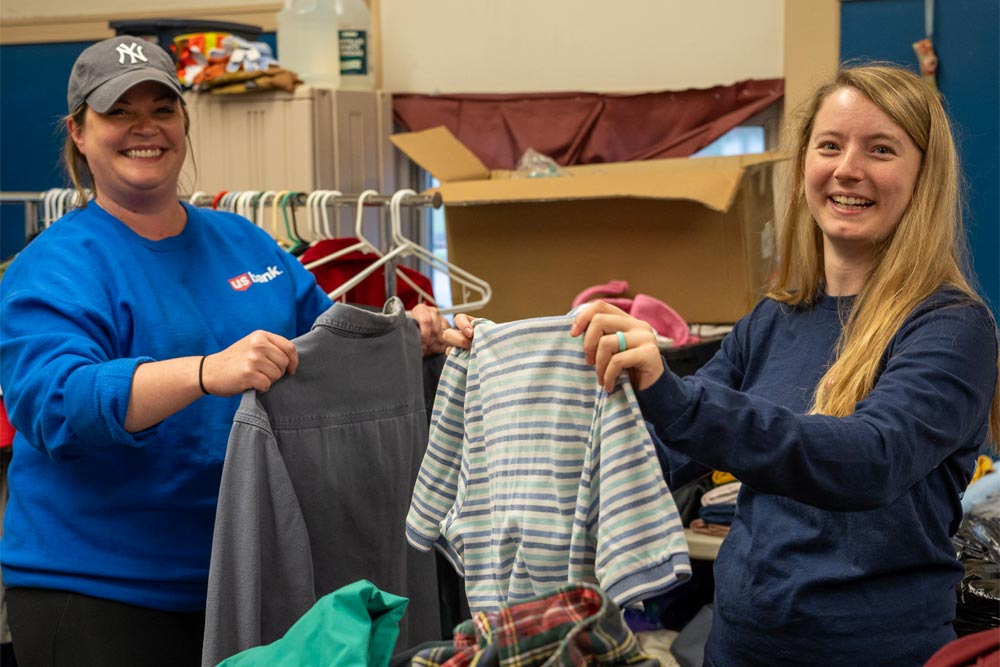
[391,126,786,324]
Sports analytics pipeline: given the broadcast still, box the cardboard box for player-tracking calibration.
[391,126,785,324]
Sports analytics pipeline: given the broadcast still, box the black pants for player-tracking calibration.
[6,588,204,667]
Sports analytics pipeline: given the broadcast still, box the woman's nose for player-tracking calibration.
[833,149,864,181]
[131,114,158,134]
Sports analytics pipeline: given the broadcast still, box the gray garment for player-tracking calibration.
[202,298,440,667]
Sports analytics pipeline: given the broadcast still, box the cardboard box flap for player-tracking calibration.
[392,125,787,212]
[436,161,747,212]
[390,126,490,182]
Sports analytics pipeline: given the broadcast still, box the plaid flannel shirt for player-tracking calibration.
[411,582,661,667]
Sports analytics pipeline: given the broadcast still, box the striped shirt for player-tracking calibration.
[405,315,690,613]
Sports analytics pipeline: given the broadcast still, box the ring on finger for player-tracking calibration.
[616,331,627,353]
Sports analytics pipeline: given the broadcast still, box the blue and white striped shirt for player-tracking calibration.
[405,315,690,613]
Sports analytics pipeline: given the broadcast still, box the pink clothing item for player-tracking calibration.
[572,279,630,307]
[572,280,696,346]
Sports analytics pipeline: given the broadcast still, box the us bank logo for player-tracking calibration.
[229,265,284,291]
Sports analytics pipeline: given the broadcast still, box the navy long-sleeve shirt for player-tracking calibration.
[638,291,997,667]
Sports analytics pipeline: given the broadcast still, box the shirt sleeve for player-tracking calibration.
[648,333,746,490]
[638,301,998,511]
[1,289,157,460]
[405,349,469,574]
[576,380,691,608]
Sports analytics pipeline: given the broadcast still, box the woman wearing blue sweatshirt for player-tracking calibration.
[448,65,1000,665]
[0,36,448,666]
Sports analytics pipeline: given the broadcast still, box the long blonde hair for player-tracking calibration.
[769,64,999,450]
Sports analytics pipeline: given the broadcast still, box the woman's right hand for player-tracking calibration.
[571,300,665,392]
[201,330,300,396]
[441,313,476,350]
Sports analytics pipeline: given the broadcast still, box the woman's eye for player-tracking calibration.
[819,141,839,151]
[872,145,893,155]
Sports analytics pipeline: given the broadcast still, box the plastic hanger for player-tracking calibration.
[42,188,60,228]
[328,190,490,312]
[237,191,256,220]
[189,190,207,208]
[255,191,278,230]
[58,189,76,220]
[304,190,326,238]
[270,190,292,247]
[385,189,491,314]
[316,190,434,305]
[281,191,310,256]
[303,189,381,271]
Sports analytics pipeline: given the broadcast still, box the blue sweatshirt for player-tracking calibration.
[638,292,997,667]
[0,201,332,611]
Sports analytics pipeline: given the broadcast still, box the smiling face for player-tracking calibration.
[69,80,186,208]
[804,86,923,268]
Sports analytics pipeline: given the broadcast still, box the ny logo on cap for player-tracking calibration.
[116,42,148,65]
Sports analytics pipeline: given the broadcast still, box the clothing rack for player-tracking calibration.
[0,188,442,241]
[2,188,491,313]
[0,190,443,207]
[186,190,443,210]
[1,191,69,240]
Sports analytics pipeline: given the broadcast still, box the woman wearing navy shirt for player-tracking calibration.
[449,65,999,665]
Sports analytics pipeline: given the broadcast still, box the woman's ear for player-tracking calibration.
[67,114,86,155]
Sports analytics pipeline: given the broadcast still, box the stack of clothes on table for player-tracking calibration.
[689,471,740,538]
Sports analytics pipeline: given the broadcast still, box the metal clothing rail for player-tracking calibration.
[185,190,443,210]
[0,190,442,208]
[0,188,443,240]
[0,191,54,202]
[0,190,71,240]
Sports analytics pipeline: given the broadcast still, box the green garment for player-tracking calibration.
[218,579,408,667]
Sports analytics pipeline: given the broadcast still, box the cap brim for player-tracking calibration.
[85,69,185,113]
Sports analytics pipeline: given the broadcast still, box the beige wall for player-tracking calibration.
[1,0,837,98]
[380,0,784,93]
[783,0,840,118]
[0,1,280,45]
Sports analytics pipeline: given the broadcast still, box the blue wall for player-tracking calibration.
[841,0,1000,318]
[0,32,277,261]
[0,41,86,259]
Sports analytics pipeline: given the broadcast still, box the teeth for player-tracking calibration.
[124,149,162,159]
[832,195,873,207]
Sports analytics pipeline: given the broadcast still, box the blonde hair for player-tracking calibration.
[768,64,999,450]
[62,100,192,208]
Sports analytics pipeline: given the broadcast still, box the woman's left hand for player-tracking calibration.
[570,300,665,392]
[411,303,452,356]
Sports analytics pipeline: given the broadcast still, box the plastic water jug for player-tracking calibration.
[276,0,341,88]
[334,0,374,89]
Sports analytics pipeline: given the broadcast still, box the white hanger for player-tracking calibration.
[304,190,325,239]
[57,189,76,220]
[321,190,344,238]
[385,189,491,314]
[323,190,441,305]
[236,191,255,219]
[328,190,490,312]
[255,191,279,230]
[314,190,338,238]
[42,188,61,228]
[304,189,381,271]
